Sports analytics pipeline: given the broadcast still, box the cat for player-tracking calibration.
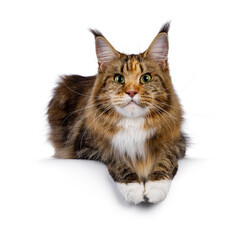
[47,22,186,204]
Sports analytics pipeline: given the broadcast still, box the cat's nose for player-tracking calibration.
[125,90,138,98]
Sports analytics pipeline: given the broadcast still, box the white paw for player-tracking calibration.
[144,180,172,203]
[117,182,144,204]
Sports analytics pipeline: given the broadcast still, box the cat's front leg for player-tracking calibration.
[107,160,144,204]
[144,158,177,203]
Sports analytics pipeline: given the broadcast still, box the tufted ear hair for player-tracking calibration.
[90,29,120,71]
[144,22,170,68]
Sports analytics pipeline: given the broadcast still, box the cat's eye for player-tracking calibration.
[140,73,152,84]
[114,74,125,84]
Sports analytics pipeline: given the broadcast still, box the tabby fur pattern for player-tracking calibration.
[47,22,186,204]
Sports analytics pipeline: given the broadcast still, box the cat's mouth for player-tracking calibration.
[126,100,140,106]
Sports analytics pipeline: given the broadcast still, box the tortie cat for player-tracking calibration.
[47,22,186,204]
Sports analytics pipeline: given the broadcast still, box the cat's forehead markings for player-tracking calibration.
[129,57,138,71]
[123,55,142,74]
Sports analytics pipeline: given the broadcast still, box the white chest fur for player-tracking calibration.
[112,118,154,162]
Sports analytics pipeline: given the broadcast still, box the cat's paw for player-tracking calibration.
[144,180,172,203]
[117,182,144,204]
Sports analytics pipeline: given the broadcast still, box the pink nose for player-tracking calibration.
[125,90,138,98]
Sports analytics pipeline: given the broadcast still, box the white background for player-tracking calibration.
[0,0,240,239]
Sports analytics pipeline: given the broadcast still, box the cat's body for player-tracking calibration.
[47,23,187,204]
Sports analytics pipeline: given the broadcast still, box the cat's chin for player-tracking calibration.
[115,103,147,118]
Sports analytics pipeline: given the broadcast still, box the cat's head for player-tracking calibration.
[91,23,174,119]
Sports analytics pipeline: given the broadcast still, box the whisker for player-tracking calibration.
[62,82,99,98]
[150,105,179,141]
[152,99,210,117]
[150,107,173,138]
[153,104,181,125]
[80,104,114,149]
[101,107,116,129]
[66,105,104,143]
[61,99,112,126]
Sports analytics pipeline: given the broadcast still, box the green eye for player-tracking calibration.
[114,74,125,84]
[140,73,152,84]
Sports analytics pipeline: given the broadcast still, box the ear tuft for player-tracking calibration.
[89,29,104,38]
[159,21,171,34]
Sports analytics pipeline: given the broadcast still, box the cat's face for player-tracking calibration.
[91,28,171,119]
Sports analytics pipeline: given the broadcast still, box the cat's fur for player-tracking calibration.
[47,23,186,204]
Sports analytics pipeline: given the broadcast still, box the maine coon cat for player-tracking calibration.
[47,22,186,204]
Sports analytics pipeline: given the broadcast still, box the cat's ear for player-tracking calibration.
[90,29,120,71]
[144,22,170,68]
